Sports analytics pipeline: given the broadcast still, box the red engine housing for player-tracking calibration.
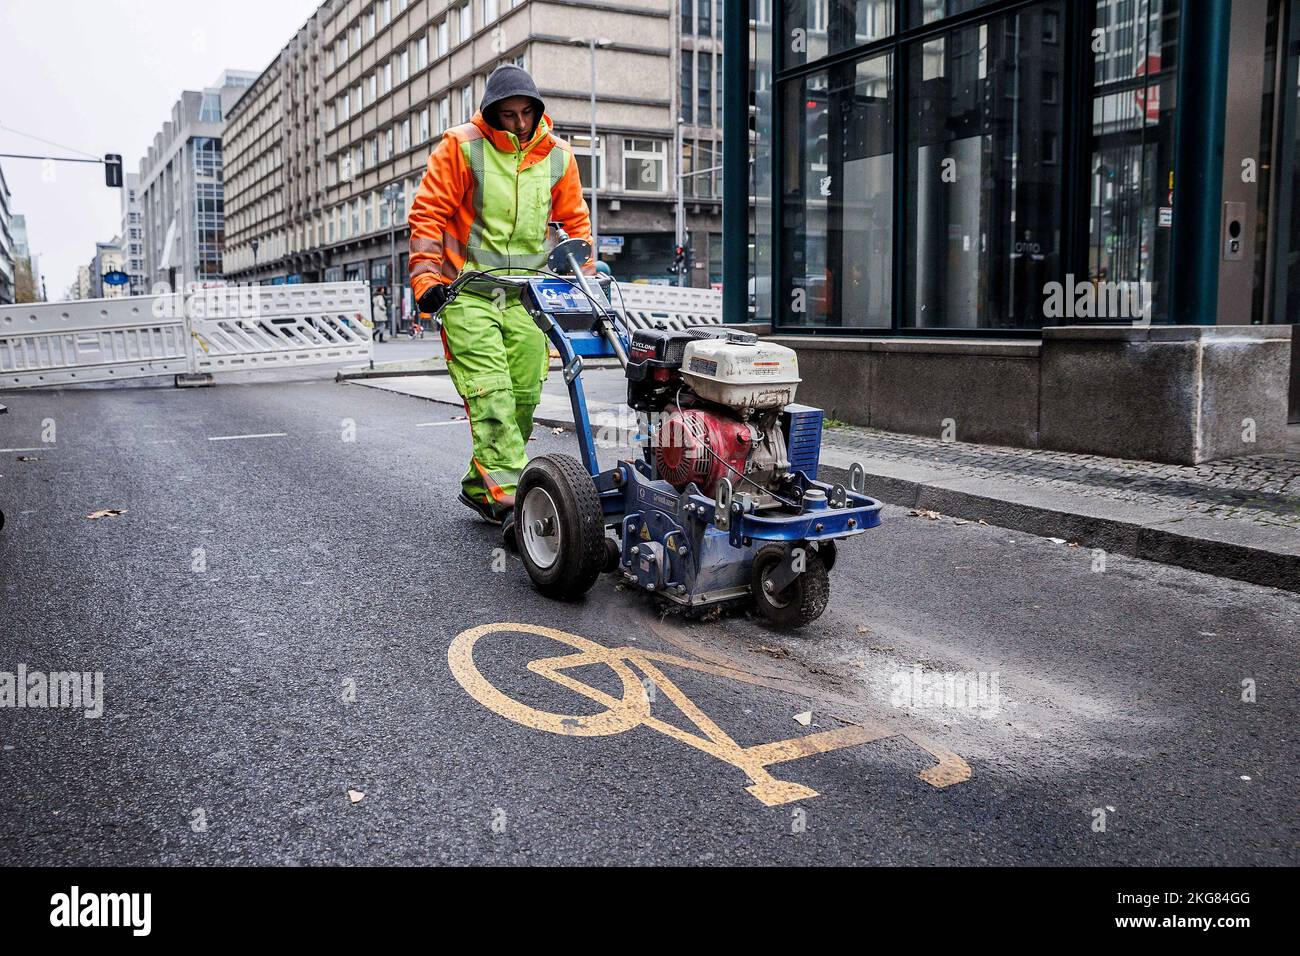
[653,406,752,495]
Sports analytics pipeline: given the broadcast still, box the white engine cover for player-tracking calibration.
[681,335,801,410]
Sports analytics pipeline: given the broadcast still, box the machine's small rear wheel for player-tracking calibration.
[515,454,606,600]
[751,544,830,628]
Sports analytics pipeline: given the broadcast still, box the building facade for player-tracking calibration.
[221,0,735,314]
[0,162,14,305]
[89,238,127,299]
[119,173,148,295]
[136,70,257,292]
[11,215,42,303]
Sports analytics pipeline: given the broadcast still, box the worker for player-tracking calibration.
[408,64,593,526]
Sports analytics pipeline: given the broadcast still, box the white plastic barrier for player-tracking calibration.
[188,283,372,373]
[611,282,723,332]
[0,282,373,389]
[0,295,190,388]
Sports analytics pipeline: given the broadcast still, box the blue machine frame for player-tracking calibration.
[520,276,884,608]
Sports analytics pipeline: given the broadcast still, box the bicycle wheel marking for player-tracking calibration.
[448,622,970,807]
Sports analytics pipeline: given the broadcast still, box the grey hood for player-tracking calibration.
[480,65,546,128]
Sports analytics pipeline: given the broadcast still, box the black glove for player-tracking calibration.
[418,284,448,315]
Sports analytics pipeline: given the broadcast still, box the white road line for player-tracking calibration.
[415,420,469,428]
[207,433,288,442]
[0,447,45,453]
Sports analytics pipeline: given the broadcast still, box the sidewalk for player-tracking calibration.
[350,369,1300,593]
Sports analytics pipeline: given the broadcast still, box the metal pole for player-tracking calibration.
[1169,0,1231,325]
[676,116,686,287]
[589,38,599,255]
[388,195,397,335]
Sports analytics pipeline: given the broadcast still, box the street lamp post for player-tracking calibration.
[570,37,611,257]
[383,182,402,336]
[675,116,685,287]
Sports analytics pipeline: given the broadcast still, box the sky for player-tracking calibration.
[0,0,322,298]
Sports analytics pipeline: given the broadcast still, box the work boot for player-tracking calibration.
[457,490,514,526]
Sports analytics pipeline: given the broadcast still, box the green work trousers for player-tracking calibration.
[439,287,549,513]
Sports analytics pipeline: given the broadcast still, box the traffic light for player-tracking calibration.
[104,154,123,188]
[670,243,691,277]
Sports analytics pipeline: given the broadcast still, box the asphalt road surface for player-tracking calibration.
[1,371,1296,865]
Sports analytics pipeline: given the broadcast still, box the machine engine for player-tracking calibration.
[627,327,804,498]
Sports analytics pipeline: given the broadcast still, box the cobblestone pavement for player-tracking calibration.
[822,425,1300,530]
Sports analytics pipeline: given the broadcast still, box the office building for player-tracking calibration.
[136,70,258,292]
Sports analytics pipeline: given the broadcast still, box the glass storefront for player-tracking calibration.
[756,0,1203,334]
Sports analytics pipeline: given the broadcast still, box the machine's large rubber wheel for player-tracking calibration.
[514,454,606,600]
[751,544,830,628]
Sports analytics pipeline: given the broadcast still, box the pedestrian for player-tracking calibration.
[372,288,388,342]
[408,64,593,527]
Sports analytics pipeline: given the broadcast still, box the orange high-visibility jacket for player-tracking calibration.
[408,111,592,303]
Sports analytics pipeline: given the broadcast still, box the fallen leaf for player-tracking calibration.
[1048,537,1067,545]
[952,518,969,525]
[347,789,365,803]
[909,508,942,520]
[793,711,813,726]
[551,427,564,435]
[856,625,872,635]
[86,509,128,520]
[978,519,989,526]
[756,644,789,659]
[16,456,38,462]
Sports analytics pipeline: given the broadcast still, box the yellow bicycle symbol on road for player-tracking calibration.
[449,623,970,807]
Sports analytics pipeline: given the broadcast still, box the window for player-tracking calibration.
[1087,0,1179,324]
[680,51,694,124]
[367,74,377,104]
[781,1,895,68]
[904,5,1064,329]
[380,0,391,26]
[458,2,472,44]
[399,49,410,82]
[417,34,429,69]
[369,136,379,167]
[484,0,499,22]
[365,8,376,40]
[781,55,893,329]
[697,51,712,127]
[460,84,474,123]
[401,117,411,151]
[571,134,605,188]
[382,61,393,93]
[436,19,449,56]
[438,96,450,132]
[199,93,222,123]
[420,106,431,141]
[354,144,364,174]
[623,138,666,192]
[385,127,394,159]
